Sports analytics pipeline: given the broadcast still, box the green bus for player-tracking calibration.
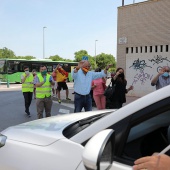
[0,59,78,83]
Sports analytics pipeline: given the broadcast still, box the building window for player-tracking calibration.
[145,46,147,53]
[155,46,158,52]
[150,46,152,53]
[126,47,129,54]
[140,47,142,53]
[136,47,138,53]
[166,45,169,52]
[131,47,133,53]
[160,45,163,52]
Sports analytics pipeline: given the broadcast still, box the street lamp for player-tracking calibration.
[43,26,47,59]
[95,40,98,69]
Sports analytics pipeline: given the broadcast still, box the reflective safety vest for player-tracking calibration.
[22,73,34,92]
[36,74,51,98]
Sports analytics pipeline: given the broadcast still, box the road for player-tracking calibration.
[0,83,76,131]
[0,82,139,132]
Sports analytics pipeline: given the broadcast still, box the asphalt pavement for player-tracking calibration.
[0,82,140,131]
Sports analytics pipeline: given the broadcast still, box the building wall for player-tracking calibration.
[117,0,170,97]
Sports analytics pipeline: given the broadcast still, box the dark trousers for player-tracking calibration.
[74,93,92,113]
[23,92,33,113]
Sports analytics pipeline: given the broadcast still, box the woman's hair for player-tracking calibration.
[95,68,101,72]
[115,67,126,82]
[116,67,124,73]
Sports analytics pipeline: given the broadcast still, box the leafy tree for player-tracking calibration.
[96,53,116,72]
[74,50,89,62]
[0,47,15,58]
[74,50,96,68]
[49,55,65,61]
[16,56,35,60]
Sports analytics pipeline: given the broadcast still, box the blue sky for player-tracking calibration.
[0,0,146,60]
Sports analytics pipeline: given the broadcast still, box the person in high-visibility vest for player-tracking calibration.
[21,66,34,117]
[34,65,54,119]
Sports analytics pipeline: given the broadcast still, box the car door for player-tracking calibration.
[108,97,170,169]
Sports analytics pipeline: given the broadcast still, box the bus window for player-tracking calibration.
[19,63,32,72]
[46,64,53,72]
[0,60,5,73]
[8,61,19,73]
[32,63,41,72]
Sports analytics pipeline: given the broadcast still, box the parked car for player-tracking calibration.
[1,85,170,170]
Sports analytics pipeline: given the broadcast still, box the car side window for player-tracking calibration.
[122,110,170,161]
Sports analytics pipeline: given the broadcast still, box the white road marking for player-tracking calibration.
[58,109,70,114]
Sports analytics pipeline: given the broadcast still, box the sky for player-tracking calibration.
[0,0,146,60]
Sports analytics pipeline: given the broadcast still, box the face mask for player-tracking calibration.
[163,72,169,77]
[25,70,29,74]
[119,73,124,79]
[41,70,47,75]
[82,67,89,73]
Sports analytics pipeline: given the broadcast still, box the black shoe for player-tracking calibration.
[27,114,31,117]
[25,111,31,117]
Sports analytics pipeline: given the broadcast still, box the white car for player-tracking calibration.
[1,85,170,170]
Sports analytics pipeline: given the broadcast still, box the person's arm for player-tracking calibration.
[21,74,28,83]
[151,68,164,86]
[151,73,161,86]
[91,81,96,90]
[133,154,170,170]
[35,76,46,87]
[92,64,112,80]
[49,75,55,85]
[126,85,134,93]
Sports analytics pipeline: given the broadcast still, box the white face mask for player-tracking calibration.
[25,70,29,74]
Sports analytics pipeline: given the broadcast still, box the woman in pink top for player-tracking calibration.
[92,68,106,110]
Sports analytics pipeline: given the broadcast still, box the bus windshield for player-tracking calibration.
[0,60,6,73]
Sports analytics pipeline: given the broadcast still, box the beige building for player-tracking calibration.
[117,0,170,97]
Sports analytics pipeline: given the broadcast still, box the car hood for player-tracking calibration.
[1,110,113,146]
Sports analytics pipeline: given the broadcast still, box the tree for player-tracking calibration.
[96,53,116,72]
[74,50,89,62]
[74,50,96,68]
[0,47,15,58]
[16,56,36,60]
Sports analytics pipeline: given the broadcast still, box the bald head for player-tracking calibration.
[82,60,90,68]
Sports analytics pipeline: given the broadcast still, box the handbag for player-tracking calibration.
[104,82,115,98]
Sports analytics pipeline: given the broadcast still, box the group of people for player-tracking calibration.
[21,61,170,170]
[21,64,71,119]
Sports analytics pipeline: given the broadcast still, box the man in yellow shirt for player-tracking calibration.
[55,64,71,103]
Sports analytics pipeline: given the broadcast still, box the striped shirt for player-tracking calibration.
[72,69,106,95]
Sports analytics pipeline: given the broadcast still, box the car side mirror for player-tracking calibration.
[82,129,115,170]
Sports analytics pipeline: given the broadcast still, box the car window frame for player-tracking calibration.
[109,97,170,166]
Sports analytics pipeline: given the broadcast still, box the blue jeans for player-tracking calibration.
[74,93,92,113]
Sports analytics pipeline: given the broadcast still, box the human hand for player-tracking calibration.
[159,68,165,75]
[44,76,46,82]
[106,64,113,70]
[129,85,134,90]
[133,154,170,170]
[78,61,85,68]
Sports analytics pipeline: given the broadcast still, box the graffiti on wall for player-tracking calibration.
[149,55,170,65]
[132,70,153,86]
[129,58,152,71]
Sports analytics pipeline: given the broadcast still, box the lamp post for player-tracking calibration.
[95,40,98,69]
[43,26,47,59]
